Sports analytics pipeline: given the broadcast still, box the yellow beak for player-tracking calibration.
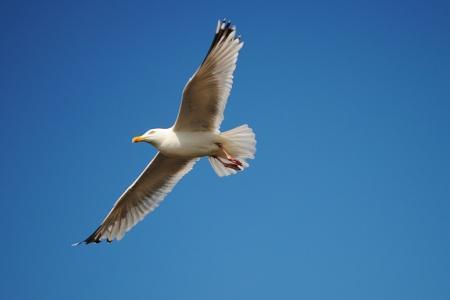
[132,135,145,143]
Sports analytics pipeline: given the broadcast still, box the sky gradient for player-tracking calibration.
[1,1,450,299]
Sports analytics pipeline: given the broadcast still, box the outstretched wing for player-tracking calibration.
[173,19,244,132]
[76,153,196,244]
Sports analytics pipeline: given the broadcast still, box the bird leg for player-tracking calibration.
[212,155,242,171]
[216,143,243,166]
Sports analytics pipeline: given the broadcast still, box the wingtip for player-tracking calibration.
[216,19,221,33]
[71,237,104,246]
[218,18,235,30]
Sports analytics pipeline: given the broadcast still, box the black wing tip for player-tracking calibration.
[203,18,242,65]
[72,225,106,246]
[217,18,242,42]
[71,237,104,246]
[217,18,236,34]
[71,238,97,246]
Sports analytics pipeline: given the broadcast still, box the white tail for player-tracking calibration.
[209,124,256,177]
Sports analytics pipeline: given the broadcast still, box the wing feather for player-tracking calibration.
[173,20,244,131]
[77,152,196,244]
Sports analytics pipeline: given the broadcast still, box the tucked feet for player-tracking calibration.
[212,155,242,171]
[224,162,242,171]
[216,143,243,167]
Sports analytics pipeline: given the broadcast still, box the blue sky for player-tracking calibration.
[1,0,450,299]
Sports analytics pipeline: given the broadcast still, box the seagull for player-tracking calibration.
[75,19,256,245]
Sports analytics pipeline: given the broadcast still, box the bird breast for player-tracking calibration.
[158,130,220,158]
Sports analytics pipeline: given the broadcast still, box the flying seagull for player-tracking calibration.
[75,19,256,245]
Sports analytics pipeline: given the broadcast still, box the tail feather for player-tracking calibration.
[209,124,256,177]
[221,124,256,159]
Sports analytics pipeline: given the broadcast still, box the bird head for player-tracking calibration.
[132,128,163,146]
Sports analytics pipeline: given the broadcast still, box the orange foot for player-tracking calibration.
[213,156,242,171]
[216,143,243,167]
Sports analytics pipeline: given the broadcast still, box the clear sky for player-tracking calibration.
[1,0,450,299]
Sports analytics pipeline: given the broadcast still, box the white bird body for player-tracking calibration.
[147,128,222,158]
[76,20,256,244]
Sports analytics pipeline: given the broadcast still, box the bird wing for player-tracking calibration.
[173,20,244,132]
[78,152,196,244]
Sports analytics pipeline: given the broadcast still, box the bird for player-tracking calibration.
[75,19,256,245]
